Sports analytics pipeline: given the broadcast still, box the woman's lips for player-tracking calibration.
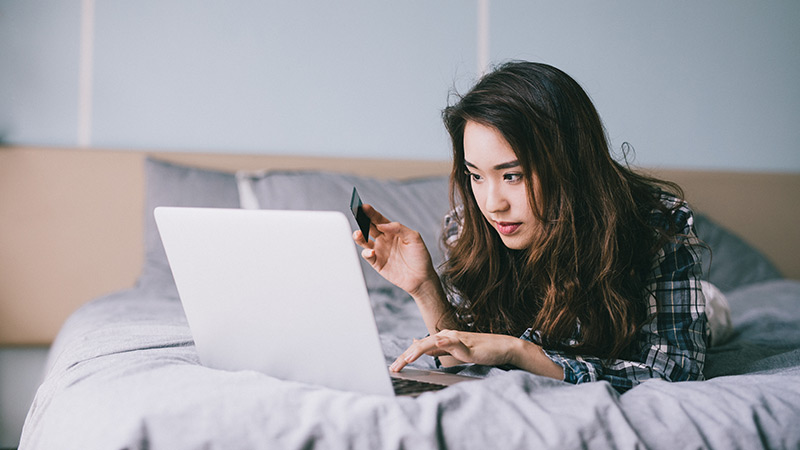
[494,221,522,235]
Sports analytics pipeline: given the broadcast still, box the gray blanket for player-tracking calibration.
[21,280,800,449]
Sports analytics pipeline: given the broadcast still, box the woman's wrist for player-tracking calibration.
[408,271,445,307]
[407,271,451,335]
[510,339,565,380]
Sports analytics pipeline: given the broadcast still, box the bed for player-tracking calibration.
[12,149,800,449]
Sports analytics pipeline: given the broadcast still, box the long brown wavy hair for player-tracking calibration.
[440,61,684,359]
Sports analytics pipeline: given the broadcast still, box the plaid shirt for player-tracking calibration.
[441,195,708,393]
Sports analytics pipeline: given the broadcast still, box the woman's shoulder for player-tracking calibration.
[649,191,695,234]
[656,191,691,211]
[443,205,464,245]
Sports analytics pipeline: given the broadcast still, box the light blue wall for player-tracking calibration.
[1,1,799,171]
[90,1,476,158]
[491,2,800,172]
[0,0,81,146]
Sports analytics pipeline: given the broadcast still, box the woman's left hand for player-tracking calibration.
[389,330,520,372]
[390,330,565,380]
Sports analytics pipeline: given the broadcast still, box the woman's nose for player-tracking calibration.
[484,183,509,213]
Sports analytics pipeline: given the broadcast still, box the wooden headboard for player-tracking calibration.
[2,146,798,345]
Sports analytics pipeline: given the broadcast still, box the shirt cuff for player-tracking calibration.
[541,349,599,384]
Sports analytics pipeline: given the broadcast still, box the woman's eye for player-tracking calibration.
[465,171,483,182]
[504,173,523,183]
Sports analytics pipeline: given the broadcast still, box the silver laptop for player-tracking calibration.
[154,206,473,396]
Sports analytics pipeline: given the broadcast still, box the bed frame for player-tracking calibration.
[2,146,798,345]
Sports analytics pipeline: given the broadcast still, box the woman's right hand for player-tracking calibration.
[352,204,439,298]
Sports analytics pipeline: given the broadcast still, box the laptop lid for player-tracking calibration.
[154,207,395,396]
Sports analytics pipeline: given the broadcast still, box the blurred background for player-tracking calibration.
[1,1,799,447]
[2,0,799,170]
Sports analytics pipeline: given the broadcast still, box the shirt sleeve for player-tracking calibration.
[534,202,709,393]
[441,207,468,310]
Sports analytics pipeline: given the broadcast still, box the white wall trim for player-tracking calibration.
[78,0,95,147]
[477,0,490,75]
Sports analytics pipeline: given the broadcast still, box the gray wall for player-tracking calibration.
[0,347,48,447]
[2,1,798,171]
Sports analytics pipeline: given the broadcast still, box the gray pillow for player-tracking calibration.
[693,213,782,293]
[247,171,451,293]
[246,170,789,295]
[139,158,241,293]
[246,173,782,295]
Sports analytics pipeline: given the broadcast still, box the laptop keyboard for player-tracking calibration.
[391,377,447,396]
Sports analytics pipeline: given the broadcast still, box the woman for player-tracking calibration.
[353,61,709,393]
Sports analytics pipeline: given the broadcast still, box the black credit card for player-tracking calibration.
[350,187,371,241]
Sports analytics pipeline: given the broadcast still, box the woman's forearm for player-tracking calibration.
[409,276,563,378]
[510,339,564,380]
[410,277,469,368]
[408,273,451,336]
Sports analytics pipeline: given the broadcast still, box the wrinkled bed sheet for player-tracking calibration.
[21,280,800,450]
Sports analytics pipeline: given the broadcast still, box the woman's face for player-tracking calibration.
[463,121,540,250]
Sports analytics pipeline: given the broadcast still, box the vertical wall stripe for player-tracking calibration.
[477,0,490,75]
[78,0,95,147]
